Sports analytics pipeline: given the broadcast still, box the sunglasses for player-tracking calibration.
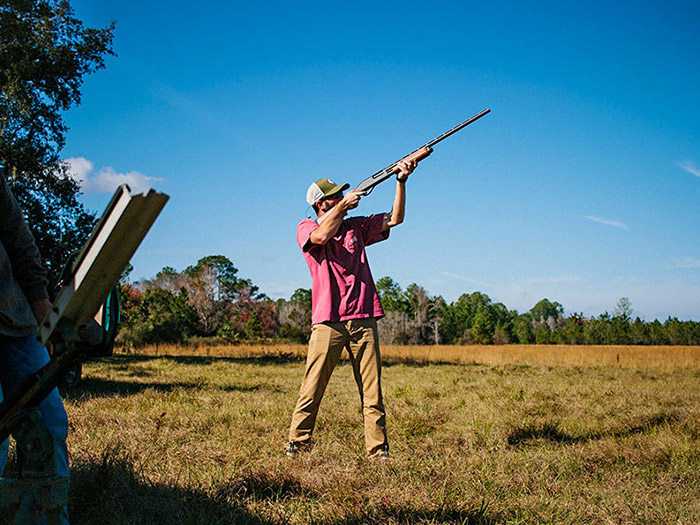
[322,191,343,201]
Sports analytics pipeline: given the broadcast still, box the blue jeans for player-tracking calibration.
[0,334,69,523]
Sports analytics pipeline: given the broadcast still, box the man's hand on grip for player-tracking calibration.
[339,190,365,211]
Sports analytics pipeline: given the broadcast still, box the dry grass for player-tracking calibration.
[123,343,700,370]
[32,344,700,523]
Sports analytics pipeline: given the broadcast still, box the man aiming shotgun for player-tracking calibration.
[287,158,417,460]
[286,108,489,459]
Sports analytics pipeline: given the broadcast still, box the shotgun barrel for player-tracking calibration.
[355,108,490,194]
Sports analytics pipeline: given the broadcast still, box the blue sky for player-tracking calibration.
[64,0,700,321]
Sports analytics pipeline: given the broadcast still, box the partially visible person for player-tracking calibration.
[0,165,69,523]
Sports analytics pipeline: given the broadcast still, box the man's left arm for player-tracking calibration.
[382,159,417,231]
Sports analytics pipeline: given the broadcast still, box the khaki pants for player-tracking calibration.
[288,318,388,457]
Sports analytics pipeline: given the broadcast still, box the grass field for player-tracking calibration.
[20,345,700,523]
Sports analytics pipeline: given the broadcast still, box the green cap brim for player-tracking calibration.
[324,182,350,196]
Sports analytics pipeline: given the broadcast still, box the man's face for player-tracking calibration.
[318,191,342,213]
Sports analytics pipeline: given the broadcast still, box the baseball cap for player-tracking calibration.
[306,178,350,206]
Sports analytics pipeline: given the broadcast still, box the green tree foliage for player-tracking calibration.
[185,255,244,301]
[182,256,241,336]
[663,316,700,345]
[629,317,650,345]
[1,0,115,287]
[406,283,431,344]
[376,278,444,344]
[376,276,410,314]
[228,282,278,341]
[377,281,521,345]
[513,314,534,344]
[118,255,281,345]
[379,291,699,346]
[277,288,312,343]
[555,312,586,344]
[439,291,514,344]
[121,288,199,346]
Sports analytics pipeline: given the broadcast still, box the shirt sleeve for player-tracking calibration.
[296,219,320,253]
[363,213,390,246]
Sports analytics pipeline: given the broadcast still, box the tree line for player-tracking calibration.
[117,255,700,347]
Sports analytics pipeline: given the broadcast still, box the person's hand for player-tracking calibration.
[32,298,54,354]
[396,159,417,182]
[338,190,364,211]
[31,298,52,325]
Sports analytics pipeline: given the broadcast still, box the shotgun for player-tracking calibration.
[355,108,490,194]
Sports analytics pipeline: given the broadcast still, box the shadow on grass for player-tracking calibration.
[69,451,500,525]
[63,354,462,400]
[507,412,681,446]
[347,503,500,524]
[59,354,301,401]
[382,359,470,368]
[69,453,270,524]
[109,353,304,366]
[62,376,280,401]
[112,353,477,369]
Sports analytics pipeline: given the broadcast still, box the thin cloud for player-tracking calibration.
[672,257,700,269]
[678,161,700,178]
[581,215,629,231]
[522,275,582,287]
[439,271,494,289]
[65,157,163,194]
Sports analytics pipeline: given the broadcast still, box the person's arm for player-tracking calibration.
[1,174,52,349]
[309,190,364,245]
[382,159,416,231]
[0,175,49,303]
